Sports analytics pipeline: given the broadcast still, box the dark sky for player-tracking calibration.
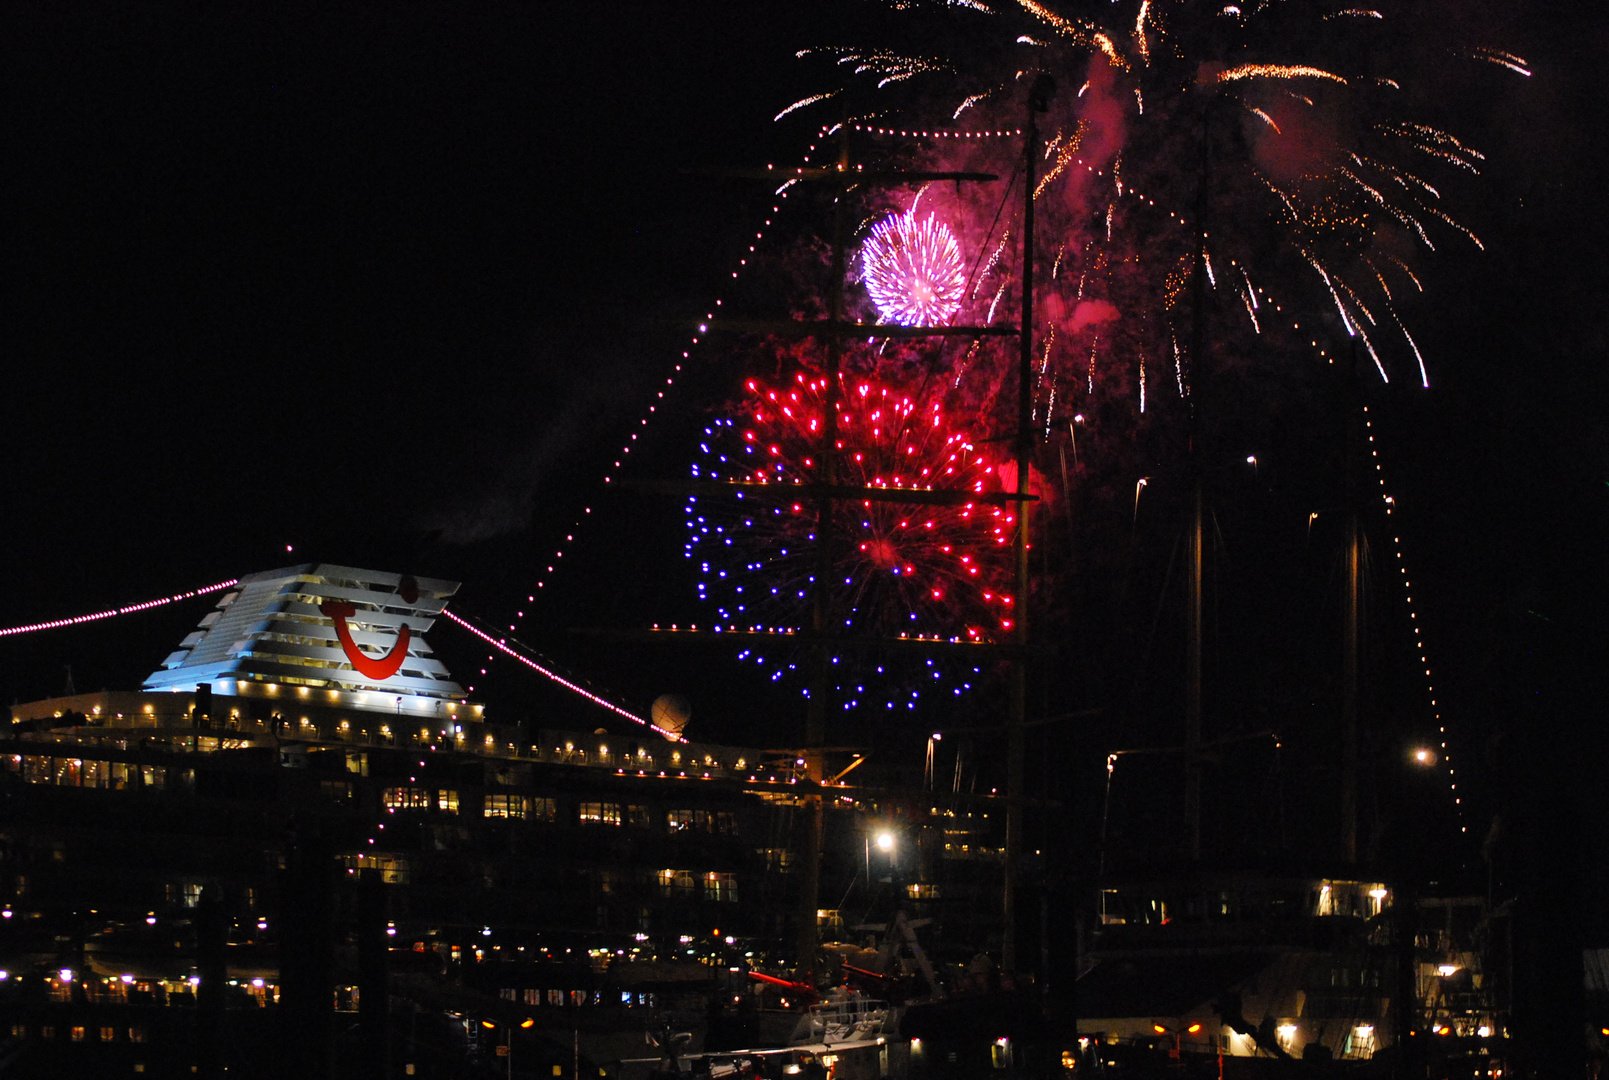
[1,2,1604,876]
[1,1,842,723]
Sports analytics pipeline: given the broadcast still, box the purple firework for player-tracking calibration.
[862,211,967,327]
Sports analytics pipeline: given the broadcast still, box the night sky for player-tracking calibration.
[2,2,1604,893]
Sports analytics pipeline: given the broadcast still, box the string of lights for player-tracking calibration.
[852,123,1024,139]
[475,127,842,685]
[0,580,240,639]
[1072,165,1464,829]
[440,608,683,741]
[1217,275,1467,834]
[1362,405,1467,834]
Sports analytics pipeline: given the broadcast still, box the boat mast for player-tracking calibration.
[1003,74,1051,972]
[1341,340,1362,864]
[1185,102,1212,865]
[796,121,853,988]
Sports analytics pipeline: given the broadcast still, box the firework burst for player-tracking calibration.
[790,0,1527,394]
[862,209,970,326]
[686,370,1015,713]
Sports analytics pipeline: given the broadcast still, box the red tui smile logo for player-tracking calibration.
[319,575,418,681]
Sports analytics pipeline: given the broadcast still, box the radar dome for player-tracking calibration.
[651,694,691,740]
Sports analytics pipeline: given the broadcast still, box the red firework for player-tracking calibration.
[692,370,1016,642]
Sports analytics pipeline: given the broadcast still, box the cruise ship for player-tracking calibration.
[0,564,983,1078]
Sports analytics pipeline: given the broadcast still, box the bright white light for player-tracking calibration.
[1437,964,1460,977]
[862,211,968,326]
[875,832,895,852]
[58,969,73,983]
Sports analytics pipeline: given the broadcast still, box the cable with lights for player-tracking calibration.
[472,127,842,689]
[442,608,684,741]
[0,580,240,639]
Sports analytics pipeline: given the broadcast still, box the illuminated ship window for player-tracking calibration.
[338,854,410,884]
[484,794,530,819]
[383,786,432,811]
[668,810,737,835]
[578,802,621,826]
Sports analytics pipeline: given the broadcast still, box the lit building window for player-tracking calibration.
[579,802,621,826]
[382,786,432,811]
[484,794,530,819]
[657,870,696,897]
[705,872,739,903]
[668,810,738,834]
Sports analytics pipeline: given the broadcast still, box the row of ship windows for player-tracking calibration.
[3,756,180,791]
[368,787,738,834]
[8,1023,146,1042]
[0,758,739,842]
[337,854,739,900]
[496,989,659,1007]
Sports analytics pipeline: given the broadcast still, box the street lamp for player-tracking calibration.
[1151,1021,1204,1059]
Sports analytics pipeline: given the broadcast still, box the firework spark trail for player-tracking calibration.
[1470,46,1531,77]
[1216,63,1348,85]
[775,92,839,122]
[862,210,969,326]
